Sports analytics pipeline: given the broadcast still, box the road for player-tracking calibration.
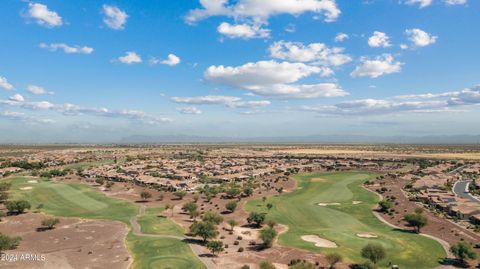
[453,180,480,204]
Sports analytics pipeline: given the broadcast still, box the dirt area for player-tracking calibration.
[366,176,480,257]
[0,213,130,269]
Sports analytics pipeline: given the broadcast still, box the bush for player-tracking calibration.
[0,233,21,252]
[260,227,277,248]
[361,243,385,265]
[238,247,244,252]
[260,261,276,269]
[41,217,60,229]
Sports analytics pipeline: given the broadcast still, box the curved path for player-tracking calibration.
[129,204,217,269]
[365,187,456,269]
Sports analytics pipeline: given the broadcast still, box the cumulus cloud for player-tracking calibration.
[26,85,53,95]
[404,0,433,8]
[299,85,480,116]
[177,106,202,114]
[0,77,14,91]
[269,41,351,67]
[351,54,402,78]
[26,3,62,27]
[39,43,93,54]
[9,94,25,102]
[171,95,271,108]
[102,5,128,30]
[185,0,341,24]
[368,31,391,48]
[405,28,438,47]
[117,52,142,64]
[150,54,181,66]
[205,60,346,99]
[335,33,349,42]
[217,22,270,39]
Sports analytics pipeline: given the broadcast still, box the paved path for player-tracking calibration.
[453,180,480,204]
[129,204,217,269]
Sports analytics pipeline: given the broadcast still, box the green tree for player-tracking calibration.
[247,212,266,228]
[243,187,253,197]
[140,191,152,201]
[361,243,385,265]
[378,200,392,212]
[450,241,477,265]
[202,211,223,225]
[189,221,218,243]
[266,203,273,210]
[6,200,31,214]
[259,227,277,248]
[228,219,238,232]
[326,253,343,269]
[226,187,241,199]
[182,201,198,214]
[404,212,428,233]
[41,217,60,229]
[225,201,238,213]
[206,240,224,256]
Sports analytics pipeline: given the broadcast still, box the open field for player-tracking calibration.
[5,176,205,269]
[245,172,447,268]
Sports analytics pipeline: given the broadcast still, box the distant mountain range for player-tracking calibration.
[119,134,480,144]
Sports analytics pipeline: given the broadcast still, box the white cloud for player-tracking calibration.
[405,28,438,47]
[26,85,53,95]
[102,5,128,30]
[299,85,480,116]
[334,32,349,42]
[400,44,409,50]
[404,0,433,8]
[39,43,93,54]
[205,60,346,99]
[444,0,467,5]
[26,3,63,27]
[217,22,270,39]
[9,94,25,102]
[185,0,341,24]
[117,52,142,64]
[0,111,54,124]
[351,54,402,78]
[0,77,14,91]
[150,54,181,66]
[171,95,272,108]
[177,106,202,114]
[368,31,391,48]
[269,41,351,67]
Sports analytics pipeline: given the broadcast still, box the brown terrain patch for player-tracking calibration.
[0,213,130,269]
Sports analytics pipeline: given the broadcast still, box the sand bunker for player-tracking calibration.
[273,263,289,269]
[356,233,378,238]
[301,235,337,248]
[318,203,341,206]
[27,180,38,184]
[352,201,362,205]
[20,186,33,190]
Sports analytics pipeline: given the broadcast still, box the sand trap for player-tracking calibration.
[273,263,289,269]
[301,235,337,248]
[352,201,362,205]
[27,180,38,183]
[318,203,341,206]
[356,233,378,238]
[20,186,32,190]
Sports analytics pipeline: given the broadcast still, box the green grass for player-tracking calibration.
[245,171,446,268]
[127,233,206,269]
[138,207,185,237]
[5,176,205,269]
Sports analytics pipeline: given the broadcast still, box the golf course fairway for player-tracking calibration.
[6,176,206,269]
[245,171,446,268]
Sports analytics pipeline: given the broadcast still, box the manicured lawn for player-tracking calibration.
[127,233,206,269]
[245,171,446,268]
[5,176,205,269]
[138,207,185,237]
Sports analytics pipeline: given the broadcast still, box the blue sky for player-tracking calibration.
[0,0,479,143]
